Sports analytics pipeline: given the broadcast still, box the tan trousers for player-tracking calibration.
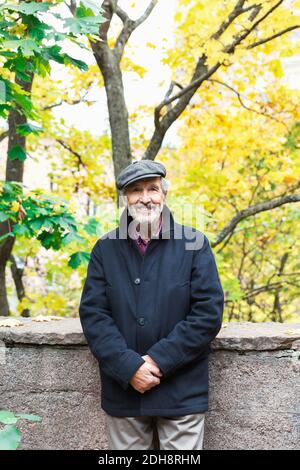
[105,413,205,450]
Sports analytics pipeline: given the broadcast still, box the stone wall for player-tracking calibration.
[0,318,299,450]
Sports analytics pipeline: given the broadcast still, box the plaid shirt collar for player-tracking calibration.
[133,214,162,251]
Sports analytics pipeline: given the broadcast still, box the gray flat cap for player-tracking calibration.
[116,160,166,190]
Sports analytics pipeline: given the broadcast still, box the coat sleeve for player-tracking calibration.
[79,240,145,390]
[146,234,224,377]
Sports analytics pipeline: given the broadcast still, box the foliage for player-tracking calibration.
[0,1,299,321]
[0,180,102,267]
[0,0,105,121]
[0,409,41,450]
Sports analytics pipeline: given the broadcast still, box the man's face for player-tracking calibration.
[124,176,165,224]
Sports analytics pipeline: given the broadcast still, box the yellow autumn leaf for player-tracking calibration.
[283,175,297,184]
[32,315,62,322]
[146,42,156,49]
[0,318,24,327]
[11,201,20,212]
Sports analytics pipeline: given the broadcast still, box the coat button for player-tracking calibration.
[134,278,141,285]
[138,317,145,326]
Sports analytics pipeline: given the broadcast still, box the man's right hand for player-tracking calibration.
[130,361,162,394]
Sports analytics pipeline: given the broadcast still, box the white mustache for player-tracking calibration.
[133,206,157,210]
[128,203,162,222]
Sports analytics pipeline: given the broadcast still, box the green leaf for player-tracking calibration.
[2,181,23,195]
[62,231,86,246]
[15,413,41,422]
[62,54,88,71]
[0,80,6,102]
[2,3,52,15]
[0,425,21,450]
[68,251,90,269]
[0,232,14,243]
[12,224,32,237]
[0,104,11,118]
[29,217,51,231]
[81,0,103,15]
[0,211,9,223]
[42,46,88,71]
[8,145,27,161]
[76,2,95,18]
[11,88,36,118]
[23,15,50,42]
[16,123,43,136]
[37,230,63,250]
[48,215,76,232]
[63,15,105,35]
[31,56,51,77]
[83,217,100,235]
[2,39,40,56]
[0,410,17,425]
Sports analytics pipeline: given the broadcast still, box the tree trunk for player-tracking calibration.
[10,255,30,317]
[92,44,132,183]
[0,265,10,317]
[0,74,33,316]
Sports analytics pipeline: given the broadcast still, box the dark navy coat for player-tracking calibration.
[79,204,224,417]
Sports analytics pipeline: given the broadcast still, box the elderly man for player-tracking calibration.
[79,160,224,450]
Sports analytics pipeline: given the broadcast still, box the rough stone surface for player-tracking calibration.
[0,317,299,450]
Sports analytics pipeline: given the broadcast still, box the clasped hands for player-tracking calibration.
[129,354,163,394]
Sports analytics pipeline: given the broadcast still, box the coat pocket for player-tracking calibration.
[179,279,191,287]
[166,279,191,325]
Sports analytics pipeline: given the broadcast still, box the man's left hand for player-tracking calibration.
[142,354,162,374]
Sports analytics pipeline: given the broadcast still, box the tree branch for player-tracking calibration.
[208,78,289,130]
[55,139,86,168]
[40,91,94,111]
[109,0,129,23]
[211,0,260,40]
[154,61,220,122]
[247,25,300,49]
[144,58,221,159]
[143,0,286,160]
[225,0,284,54]
[241,279,299,301]
[65,0,77,16]
[133,0,158,29]
[112,0,158,61]
[98,0,114,42]
[212,193,300,248]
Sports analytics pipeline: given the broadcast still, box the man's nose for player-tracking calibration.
[139,191,151,204]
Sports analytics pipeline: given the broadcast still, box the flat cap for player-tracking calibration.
[116,159,166,190]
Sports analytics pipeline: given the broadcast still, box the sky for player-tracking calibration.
[51,0,180,143]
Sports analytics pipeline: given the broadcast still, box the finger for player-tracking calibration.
[148,365,162,376]
[151,377,160,386]
[146,372,160,383]
[150,367,162,376]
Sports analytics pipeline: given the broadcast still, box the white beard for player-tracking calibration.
[128,201,164,237]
